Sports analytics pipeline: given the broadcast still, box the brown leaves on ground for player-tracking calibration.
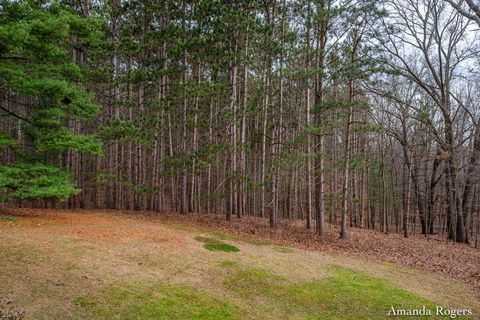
[0,208,187,249]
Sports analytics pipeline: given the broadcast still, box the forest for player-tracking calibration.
[1,0,480,319]
[2,0,480,243]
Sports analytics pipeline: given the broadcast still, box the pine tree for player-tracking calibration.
[0,1,102,202]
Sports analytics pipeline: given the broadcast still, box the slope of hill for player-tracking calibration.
[0,209,478,319]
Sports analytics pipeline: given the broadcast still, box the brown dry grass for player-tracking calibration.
[0,208,478,319]
[122,210,480,294]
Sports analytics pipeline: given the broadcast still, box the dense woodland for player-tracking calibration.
[1,0,480,244]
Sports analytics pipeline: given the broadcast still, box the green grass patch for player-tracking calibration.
[225,267,285,299]
[272,246,293,253]
[204,243,240,252]
[0,216,19,222]
[74,282,241,320]
[195,235,240,252]
[224,265,441,319]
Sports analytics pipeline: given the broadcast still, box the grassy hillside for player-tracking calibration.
[0,210,477,319]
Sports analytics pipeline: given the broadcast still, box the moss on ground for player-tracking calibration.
[204,243,240,252]
[75,282,241,320]
[195,235,240,252]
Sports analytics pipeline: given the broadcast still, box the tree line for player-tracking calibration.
[1,0,479,244]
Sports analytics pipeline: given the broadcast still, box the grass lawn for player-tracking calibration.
[75,265,440,320]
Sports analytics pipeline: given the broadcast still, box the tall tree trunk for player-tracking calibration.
[461,120,480,244]
[305,0,313,230]
[314,0,329,236]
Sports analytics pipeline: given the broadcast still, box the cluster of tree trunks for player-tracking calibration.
[1,0,480,245]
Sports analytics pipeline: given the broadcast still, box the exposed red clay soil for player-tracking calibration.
[1,208,479,294]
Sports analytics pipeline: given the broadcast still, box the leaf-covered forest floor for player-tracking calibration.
[0,208,479,319]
